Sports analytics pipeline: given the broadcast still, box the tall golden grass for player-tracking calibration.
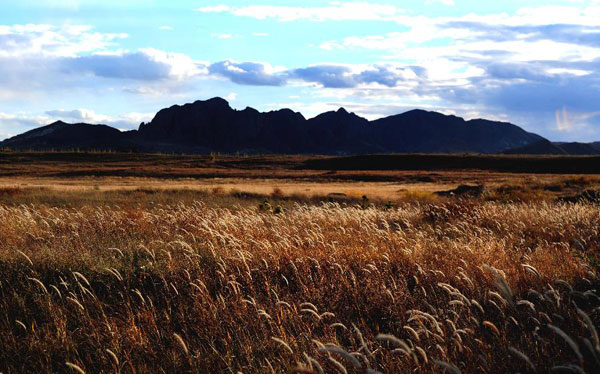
[0,199,598,373]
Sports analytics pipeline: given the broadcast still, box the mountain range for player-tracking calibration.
[0,97,594,154]
[503,139,600,155]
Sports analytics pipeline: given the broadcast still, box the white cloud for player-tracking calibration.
[121,84,190,97]
[110,112,155,130]
[20,0,81,10]
[0,43,208,102]
[0,112,49,127]
[0,24,127,58]
[45,108,111,123]
[0,111,58,140]
[225,92,238,101]
[310,3,600,109]
[0,24,206,90]
[211,33,233,39]
[44,108,154,128]
[198,2,600,26]
[197,5,231,13]
[197,2,404,22]
[208,60,287,86]
[261,101,340,119]
[425,0,455,5]
[137,48,207,79]
[159,26,172,30]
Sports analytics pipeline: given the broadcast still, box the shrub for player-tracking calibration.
[271,187,285,199]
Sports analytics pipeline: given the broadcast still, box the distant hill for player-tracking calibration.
[1,97,547,154]
[0,121,138,151]
[503,139,600,155]
[369,110,543,154]
[557,142,600,155]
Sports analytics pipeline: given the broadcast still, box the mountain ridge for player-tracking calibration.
[503,139,600,155]
[0,97,554,154]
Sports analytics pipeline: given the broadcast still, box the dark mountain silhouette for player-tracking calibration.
[503,139,600,155]
[556,142,600,155]
[305,108,374,153]
[138,98,310,153]
[370,110,542,153]
[0,121,138,150]
[1,97,552,154]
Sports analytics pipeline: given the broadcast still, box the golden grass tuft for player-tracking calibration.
[0,197,598,373]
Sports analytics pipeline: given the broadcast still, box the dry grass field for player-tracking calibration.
[0,152,599,373]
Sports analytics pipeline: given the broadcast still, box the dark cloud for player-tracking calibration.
[62,52,172,80]
[291,64,410,88]
[485,62,553,82]
[0,55,59,86]
[430,49,600,113]
[430,67,599,114]
[206,62,419,88]
[357,66,402,87]
[422,60,600,140]
[483,77,600,113]
[409,66,428,78]
[292,65,355,88]
[208,61,286,86]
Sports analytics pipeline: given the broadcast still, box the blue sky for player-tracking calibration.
[1,1,600,141]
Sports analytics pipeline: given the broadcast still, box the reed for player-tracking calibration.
[0,199,598,373]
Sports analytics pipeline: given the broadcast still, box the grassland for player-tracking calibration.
[3,151,600,205]
[0,152,599,373]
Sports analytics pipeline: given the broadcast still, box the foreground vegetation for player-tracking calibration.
[0,195,599,373]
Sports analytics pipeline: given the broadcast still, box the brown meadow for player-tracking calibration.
[0,197,599,373]
[0,152,599,373]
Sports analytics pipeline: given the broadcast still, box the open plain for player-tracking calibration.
[0,152,599,373]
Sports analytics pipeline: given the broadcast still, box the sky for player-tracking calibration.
[1,0,600,141]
